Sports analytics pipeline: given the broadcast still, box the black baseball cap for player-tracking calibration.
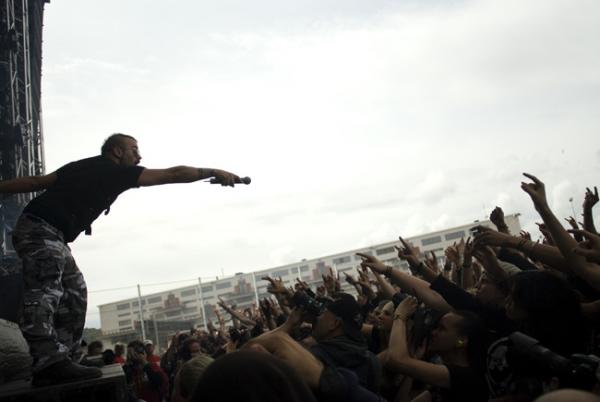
[325,293,364,343]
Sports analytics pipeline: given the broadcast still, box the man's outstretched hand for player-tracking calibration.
[209,169,244,187]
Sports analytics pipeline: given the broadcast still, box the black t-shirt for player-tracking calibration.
[24,155,144,242]
[432,365,488,402]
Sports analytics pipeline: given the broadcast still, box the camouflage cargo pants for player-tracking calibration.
[12,213,87,371]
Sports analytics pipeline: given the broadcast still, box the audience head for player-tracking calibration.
[190,351,316,402]
[428,310,486,369]
[172,355,214,402]
[102,348,115,365]
[87,340,103,356]
[312,293,364,342]
[143,339,155,355]
[377,301,395,332]
[114,342,125,357]
[180,338,202,361]
[126,340,147,364]
[506,270,585,355]
[474,272,509,305]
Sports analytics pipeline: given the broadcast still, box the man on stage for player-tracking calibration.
[0,133,244,386]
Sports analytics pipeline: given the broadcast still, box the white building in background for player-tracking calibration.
[98,214,521,337]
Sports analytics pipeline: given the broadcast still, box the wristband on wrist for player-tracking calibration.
[393,313,408,322]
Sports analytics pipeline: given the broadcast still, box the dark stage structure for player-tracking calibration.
[0,0,48,323]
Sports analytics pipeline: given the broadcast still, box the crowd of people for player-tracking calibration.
[82,174,600,402]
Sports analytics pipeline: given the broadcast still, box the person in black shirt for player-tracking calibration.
[0,133,243,386]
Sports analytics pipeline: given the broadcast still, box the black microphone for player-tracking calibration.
[209,176,251,185]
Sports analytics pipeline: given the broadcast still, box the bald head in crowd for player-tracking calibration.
[535,389,600,402]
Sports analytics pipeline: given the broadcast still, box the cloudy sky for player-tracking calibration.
[39,0,600,328]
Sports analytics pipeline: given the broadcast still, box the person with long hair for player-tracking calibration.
[384,296,489,402]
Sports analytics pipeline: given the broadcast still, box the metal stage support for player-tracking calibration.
[0,0,48,323]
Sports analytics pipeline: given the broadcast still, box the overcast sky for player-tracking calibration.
[39,0,600,328]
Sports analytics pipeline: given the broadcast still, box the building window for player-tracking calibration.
[116,303,130,311]
[132,300,146,307]
[181,289,196,297]
[215,282,231,290]
[165,310,181,318]
[147,296,162,304]
[445,231,465,241]
[201,285,213,293]
[300,265,309,272]
[183,307,198,314]
[118,319,131,326]
[376,247,395,256]
[291,267,299,274]
[332,256,351,265]
[118,312,130,317]
[271,269,289,278]
[422,236,442,246]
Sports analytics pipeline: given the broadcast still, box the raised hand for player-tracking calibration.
[519,230,532,241]
[393,296,418,322]
[356,252,387,274]
[217,296,228,310]
[395,236,421,268]
[444,243,460,266]
[344,272,358,286]
[321,267,340,295]
[473,225,513,247]
[565,216,580,230]
[259,298,271,317]
[565,217,584,242]
[424,250,440,272]
[583,186,599,210]
[521,173,548,208]
[569,229,600,264]
[295,278,309,291]
[490,206,508,232]
[463,237,474,267]
[536,222,554,245]
[262,276,289,295]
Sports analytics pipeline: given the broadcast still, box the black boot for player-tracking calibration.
[33,359,102,387]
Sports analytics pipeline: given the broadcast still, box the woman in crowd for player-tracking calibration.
[383,296,488,402]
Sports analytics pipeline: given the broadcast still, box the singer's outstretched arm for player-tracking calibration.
[138,166,240,187]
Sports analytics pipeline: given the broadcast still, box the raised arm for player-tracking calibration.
[490,206,510,234]
[384,297,451,388]
[137,167,240,187]
[583,186,598,235]
[356,250,451,313]
[473,225,571,273]
[522,173,600,291]
[0,172,57,194]
[217,297,256,327]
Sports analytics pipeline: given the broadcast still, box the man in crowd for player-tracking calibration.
[0,133,244,386]
[144,339,161,365]
[309,293,381,393]
[124,340,168,402]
